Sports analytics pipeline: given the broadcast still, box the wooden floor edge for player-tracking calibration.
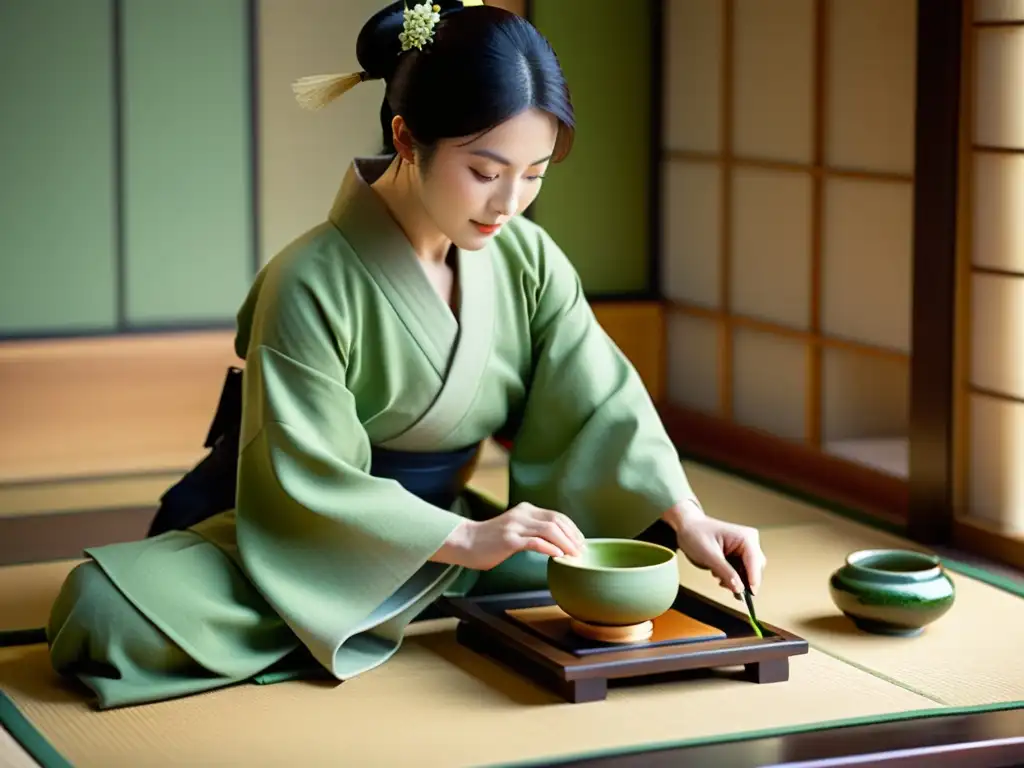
[658,403,909,530]
[0,507,155,567]
[954,518,1024,573]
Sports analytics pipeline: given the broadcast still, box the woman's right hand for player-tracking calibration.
[433,503,586,571]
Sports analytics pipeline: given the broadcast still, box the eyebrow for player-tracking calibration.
[470,149,552,167]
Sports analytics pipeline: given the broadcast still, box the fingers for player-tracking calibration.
[510,504,585,557]
[742,546,767,595]
[538,509,586,553]
[521,536,565,559]
[530,519,581,558]
[727,528,765,594]
[708,556,743,595]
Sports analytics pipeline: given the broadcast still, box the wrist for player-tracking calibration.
[431,519,476,566]
[661,497,705,534]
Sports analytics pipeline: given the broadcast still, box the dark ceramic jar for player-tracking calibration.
[829,549,955,636]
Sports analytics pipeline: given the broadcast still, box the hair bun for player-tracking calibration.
[356,2,408,82]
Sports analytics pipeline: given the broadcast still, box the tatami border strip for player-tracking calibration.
[0,692,73,768]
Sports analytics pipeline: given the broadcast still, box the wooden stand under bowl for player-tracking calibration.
[438,585,809,704]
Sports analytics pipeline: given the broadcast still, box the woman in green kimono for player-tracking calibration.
[47,0,767,709]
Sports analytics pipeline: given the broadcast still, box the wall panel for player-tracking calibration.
[822,348,908,475]
[729,167,812,328]
[971,153,1024,271]
[975,0,1024,21]
[826,0,917,173]
[661,0,919,521]
[663,0,722,153]
[0,0,117,335]
[821,178,913,351]
[970,274,1024,399]
[960,12,1024,547]
[969,394,1024,532]
[974,28,1024,149]
[666,313,719,415]
[256,0,384,265]
[121,0,253,325]
[732,329,807,441]
[530,0,651,293]
[661,162,721,307]
[732,0,814,163]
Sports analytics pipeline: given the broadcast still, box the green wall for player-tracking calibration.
[0,0,119,335]
[0,0,253,338]
[531,0,654,296]
[0,0,652,338]
[121,0,253,325]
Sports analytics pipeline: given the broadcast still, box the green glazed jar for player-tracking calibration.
[829,549,955,637]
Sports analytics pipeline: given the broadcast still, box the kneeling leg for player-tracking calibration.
[47,562,249,709]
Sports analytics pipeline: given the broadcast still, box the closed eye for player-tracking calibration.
[473,169,546,183]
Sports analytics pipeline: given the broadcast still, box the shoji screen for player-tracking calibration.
[662,0,916,479]
[959,0,1024,535]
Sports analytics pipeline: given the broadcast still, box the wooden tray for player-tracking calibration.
[438,586,809,703]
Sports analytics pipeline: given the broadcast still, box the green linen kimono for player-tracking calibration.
[46,156,698,709]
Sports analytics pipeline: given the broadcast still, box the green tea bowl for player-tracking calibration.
[547,539,679,626]
[829,549,956,637]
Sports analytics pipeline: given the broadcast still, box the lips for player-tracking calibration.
[472,220,502,235]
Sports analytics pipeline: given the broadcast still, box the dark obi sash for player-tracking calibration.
[146,367,480,538]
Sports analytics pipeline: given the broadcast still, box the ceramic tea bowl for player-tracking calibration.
[547,539,679,626]
[829,548,955,637]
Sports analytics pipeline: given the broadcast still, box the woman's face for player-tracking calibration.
[413,108,559,250]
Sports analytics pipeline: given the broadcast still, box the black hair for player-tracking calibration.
[355,1,575,166]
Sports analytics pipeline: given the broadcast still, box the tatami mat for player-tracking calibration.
[0,561,79,636]
[2,458,1022,767]
[677,517,1024,707]
[0,632,937,768]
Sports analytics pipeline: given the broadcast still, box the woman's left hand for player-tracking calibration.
[665,501,767,595]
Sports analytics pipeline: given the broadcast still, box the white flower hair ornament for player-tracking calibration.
[291,0,483,111]
[399,3,442,51]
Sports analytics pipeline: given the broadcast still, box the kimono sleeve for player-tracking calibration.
[233,275,466,676]
[507,228,698,538]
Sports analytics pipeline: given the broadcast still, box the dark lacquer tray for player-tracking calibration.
[438,585,809,703]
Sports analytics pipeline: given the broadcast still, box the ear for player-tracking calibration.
[390,116,416,164]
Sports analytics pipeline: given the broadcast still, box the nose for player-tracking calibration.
[492,184,518,218]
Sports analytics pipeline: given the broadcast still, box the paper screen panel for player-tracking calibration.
[663,0,722,153]
[821,178,913,351]
[257,0,385,265]
[972,153,1024,271]
[970,274,1024,400]
[975,0,1024,20]
[732,329,807,441]
[662,161,721,307]
[732,0,814,163]
[0,0,117,335]
[969,393,1024,532]
[822,348,908,476]
[666,313,720,415]
[974,28,1024,150]
[825,0,916,174]
[729,168,812,329]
